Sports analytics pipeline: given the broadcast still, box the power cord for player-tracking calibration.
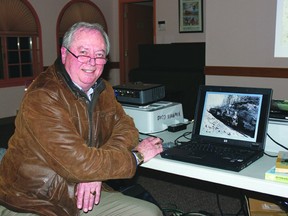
[182,212,213,216]
[162,209,213,216]
[138,132,164,143]
[215,191,248,216]
[174,131,192,146]
[265,132,288,157]
[139,130,192,151]
[160,203,214,216]
[160,203,184,216]
[244,195,251,216]
[216,194,224,216]
[266,133,288,151]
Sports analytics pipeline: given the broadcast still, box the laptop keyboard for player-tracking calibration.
[175,141,256,162]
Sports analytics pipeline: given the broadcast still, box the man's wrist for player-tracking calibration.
[132,150,144,166]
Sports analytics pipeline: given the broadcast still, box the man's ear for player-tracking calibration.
[60,47,67,64]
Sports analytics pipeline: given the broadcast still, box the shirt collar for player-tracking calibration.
[73,82,95,101]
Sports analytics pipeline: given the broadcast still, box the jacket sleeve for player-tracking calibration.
[19,81,139,183]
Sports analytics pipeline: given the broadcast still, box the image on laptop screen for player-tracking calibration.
[199,92,263,143]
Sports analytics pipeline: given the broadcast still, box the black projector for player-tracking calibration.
[113,82,165,105]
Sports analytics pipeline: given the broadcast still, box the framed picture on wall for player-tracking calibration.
[179,0,203,33]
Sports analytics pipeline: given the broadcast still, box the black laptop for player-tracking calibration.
[161,85,273,172]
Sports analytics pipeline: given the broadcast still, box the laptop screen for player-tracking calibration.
[193,86,272,149]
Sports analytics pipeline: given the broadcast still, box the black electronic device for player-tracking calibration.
[113,82,165,105]
[269,99,288,121]
[161,85,273,172]
[167,123,187,132]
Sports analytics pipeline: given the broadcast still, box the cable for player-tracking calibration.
[161,205,184,216]
[231,191,251,216]
[244,195,251,216]
[266,133,288,151]
[183,131,193,140]
[214,189,249,216]
[174,131,192,145]
[264,152,278,157]
[160,203,213,216]
[139,120,193,146]
[265,132,287,157]
[182,212,211,216]
[216,194,224,216]
[139,132,164,143]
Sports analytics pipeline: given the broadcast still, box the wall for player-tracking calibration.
[1,0,288,118]
[1,0,202,118]
[155,0,205,43]
[205,0,288,99]
[0,0,118,118]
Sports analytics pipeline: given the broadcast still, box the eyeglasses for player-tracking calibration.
[65,47,107,65]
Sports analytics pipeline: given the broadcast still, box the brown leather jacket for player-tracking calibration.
[0,58,139,216]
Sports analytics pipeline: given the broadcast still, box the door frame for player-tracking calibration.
[118,0,156,84]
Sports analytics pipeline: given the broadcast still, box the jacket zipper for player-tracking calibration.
[87,100,94,147]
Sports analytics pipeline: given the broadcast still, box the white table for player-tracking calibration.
[140,121,288,198]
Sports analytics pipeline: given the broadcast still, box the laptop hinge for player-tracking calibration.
[251,143,260,149]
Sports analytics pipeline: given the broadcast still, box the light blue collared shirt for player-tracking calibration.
[73,82,94,101]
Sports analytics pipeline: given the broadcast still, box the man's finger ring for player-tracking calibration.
[90,191,96,196]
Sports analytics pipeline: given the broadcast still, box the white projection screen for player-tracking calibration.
[275,0,288,57]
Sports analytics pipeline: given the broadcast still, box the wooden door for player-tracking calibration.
[124,4,153,83]
[119,0,154,84]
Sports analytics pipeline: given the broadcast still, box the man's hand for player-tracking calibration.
[75,181,102,212]
[135,137,163,162]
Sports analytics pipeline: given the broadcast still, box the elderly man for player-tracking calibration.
[0,22,163,216]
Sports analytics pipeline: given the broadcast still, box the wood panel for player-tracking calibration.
[205,66,288,78]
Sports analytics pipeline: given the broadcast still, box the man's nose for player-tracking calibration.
[88,58,96,65]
